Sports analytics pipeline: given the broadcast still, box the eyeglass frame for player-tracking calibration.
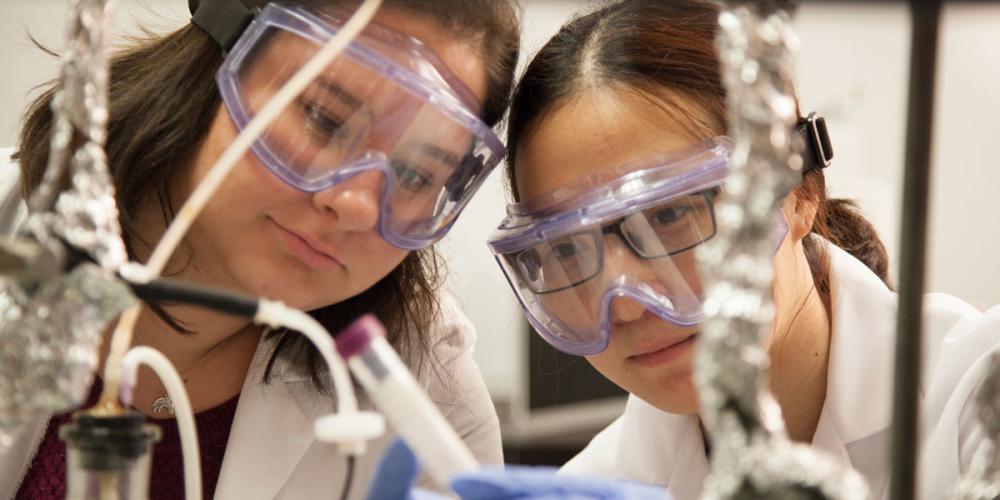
[509,188,719,295]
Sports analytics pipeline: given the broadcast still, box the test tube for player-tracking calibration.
[335,315,478,488]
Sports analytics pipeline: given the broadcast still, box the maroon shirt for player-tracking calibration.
[16,378,239,500]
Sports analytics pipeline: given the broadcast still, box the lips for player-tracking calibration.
[628,332,698,368]
[270,218,344,271]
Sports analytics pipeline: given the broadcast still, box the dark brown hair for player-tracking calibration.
[505,0,889,315]
[16,0,520,390]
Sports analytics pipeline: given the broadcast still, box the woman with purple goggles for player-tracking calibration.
[490,136,791,356]
[8,0,519,498]
[218,2,509,249]
[490,1,1000,499]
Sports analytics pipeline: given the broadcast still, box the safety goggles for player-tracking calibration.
[216,3,504,249]
[488,138,788,356]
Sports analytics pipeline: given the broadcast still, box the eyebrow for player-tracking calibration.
[417,144,463,166]
[314,76,364,110]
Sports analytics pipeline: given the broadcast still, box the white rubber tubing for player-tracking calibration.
[254,300,358,415]
[101,0,383,407]
[120,346,202,500]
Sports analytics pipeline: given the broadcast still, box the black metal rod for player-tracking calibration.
[889,1,941,499]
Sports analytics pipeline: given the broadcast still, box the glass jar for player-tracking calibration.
[60,411,161,500]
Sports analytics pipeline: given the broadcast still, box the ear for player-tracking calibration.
[780,190,819,243]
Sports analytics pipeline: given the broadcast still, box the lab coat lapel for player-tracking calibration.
[213,337,329,500]
[614,396,708,500]
[823,243,897,447]
[810,403,851,467]
[0,417,50,500]
[813,243,903,498]
[609,245,892,499]
[661,421,709,500]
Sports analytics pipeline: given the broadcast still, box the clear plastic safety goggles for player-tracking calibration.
[216,3,504,249]
[488,138,788,356]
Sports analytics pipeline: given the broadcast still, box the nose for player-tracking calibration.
[312,170,384,232]
[604,237,657,324]
[610,295,647,324]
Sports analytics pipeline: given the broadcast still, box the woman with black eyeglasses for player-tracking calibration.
[485,1,1000,499]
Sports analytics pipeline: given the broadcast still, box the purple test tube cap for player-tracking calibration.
[335,314,388,359]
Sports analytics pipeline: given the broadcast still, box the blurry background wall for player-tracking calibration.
[3,0,998,463]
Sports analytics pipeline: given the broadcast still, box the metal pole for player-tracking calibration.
[889,1,942,499]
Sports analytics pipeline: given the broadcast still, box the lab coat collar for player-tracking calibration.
[605,242,898,494]
[213,335,334,500]
[822,241,897,446]
[613,396,709,500]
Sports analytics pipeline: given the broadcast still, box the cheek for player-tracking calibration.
[194,161,298,230]
[310,243,409,309]
[669,251,704,296]
[584,351,621,381]
[538,286,601,329]
[586,337,700,414]
[348,239,409,279]
[183,128,293,222]
[586,340,647,389]
[247,152,304,194]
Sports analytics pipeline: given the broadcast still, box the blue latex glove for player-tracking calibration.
[451,467,670,500]
[366,439,672,500]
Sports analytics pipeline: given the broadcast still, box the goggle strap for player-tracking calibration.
[189,0,262,52]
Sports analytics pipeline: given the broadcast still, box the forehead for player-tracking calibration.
[245,6,489,110]
[369,8,489,106]
[515,88,714,201]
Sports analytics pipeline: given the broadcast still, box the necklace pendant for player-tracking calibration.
[152,395,175,416]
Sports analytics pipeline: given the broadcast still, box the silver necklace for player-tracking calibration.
[151,337,235,416]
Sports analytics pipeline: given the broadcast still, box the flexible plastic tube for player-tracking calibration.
[119,346,201,500]
[100,0,382,407]
[255,300,358,416]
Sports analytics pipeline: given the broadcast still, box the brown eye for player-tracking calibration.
[299,100,347,140]
[391,160,433,192]
[650,205,691,227]
[542,239,587,265]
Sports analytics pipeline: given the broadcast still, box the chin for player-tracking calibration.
[277,281,352,312]
[632,369,700,415]
[232,264,344,311]
[272,289,339,312]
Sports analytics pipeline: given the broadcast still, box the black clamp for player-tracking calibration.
[796,111,834,174]
[189,0,262,52]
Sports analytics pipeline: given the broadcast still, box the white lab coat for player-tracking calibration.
[562,240,1000,500]
[0,149,503,499]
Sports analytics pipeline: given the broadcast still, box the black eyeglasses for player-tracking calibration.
[508,189,718,294]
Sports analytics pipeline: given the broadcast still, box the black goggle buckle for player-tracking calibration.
[796,111,834,174]
[189,0,262,53]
